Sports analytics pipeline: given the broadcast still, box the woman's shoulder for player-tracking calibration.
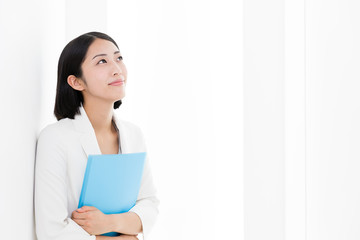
[37,118,75,142]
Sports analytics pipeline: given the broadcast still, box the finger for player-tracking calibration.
[79,206,97,212]
[76,207,86,213]
[72,211,87,220]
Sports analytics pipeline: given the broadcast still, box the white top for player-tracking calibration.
[35,106,159,240]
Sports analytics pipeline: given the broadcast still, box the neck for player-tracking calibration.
[83,100,115,133]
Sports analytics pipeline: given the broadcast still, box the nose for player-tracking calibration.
[112,61,123,76]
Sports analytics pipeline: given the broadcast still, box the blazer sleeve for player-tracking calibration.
[34,125,95,240]
[128,127,159,240]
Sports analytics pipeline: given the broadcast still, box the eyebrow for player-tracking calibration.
[92,51,121,60]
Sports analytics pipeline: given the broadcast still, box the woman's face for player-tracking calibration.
[79,38,127,105]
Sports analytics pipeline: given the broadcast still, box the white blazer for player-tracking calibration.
[35,106,159,240]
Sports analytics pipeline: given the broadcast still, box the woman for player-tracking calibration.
[35,32,159,240]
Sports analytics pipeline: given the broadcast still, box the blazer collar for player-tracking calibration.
[73,105,128,156]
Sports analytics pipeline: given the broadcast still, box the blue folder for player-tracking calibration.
[78,152,146,236]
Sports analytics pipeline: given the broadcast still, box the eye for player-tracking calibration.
[117,56,123,61]
[98,59,107,64]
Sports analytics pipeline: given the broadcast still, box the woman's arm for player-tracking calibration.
[108,212,142,234]
[35,126,96,240]
[72,157,159,238]
[71,206,142,235]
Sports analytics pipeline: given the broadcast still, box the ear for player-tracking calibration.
[67,75,85,91]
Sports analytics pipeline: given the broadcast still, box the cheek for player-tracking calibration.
[119,62,127,75]
[84,69,107,85]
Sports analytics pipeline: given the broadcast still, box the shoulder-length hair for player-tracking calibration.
[54,32,122,120]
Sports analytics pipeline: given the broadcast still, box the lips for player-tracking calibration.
[108,79,125,86]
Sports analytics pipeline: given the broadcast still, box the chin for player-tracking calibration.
[113,91,125,100]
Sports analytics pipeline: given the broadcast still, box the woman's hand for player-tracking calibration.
[71,206,113,235]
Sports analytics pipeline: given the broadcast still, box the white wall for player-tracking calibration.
[284,0,306,239]
[0,1,43,239]
[244,0,360,239]
[306,1,360,239]
[244,0,285,239]
[107,1,243,239]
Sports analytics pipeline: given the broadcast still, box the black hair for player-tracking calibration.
[54,32,122,120]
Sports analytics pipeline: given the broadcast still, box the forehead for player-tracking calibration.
[85,38,119,59]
